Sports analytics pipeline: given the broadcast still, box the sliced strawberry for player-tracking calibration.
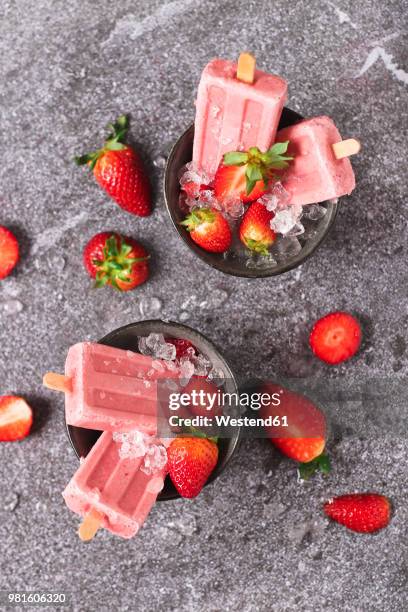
[0,226,19,280]
[324,493,391,533]
[239,201,276,255]
[214,142,293,204]
[180,207,232,253]
[310,312,362,365]
[0,396,33,441]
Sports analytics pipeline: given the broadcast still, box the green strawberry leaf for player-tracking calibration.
[268,141,290,155]
[223,151,248,166]
[298,453,331,480]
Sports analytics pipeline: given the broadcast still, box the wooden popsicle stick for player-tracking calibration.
[78,508,104,542]
[332,138,361,159]
[43,372,73,393]
[237,52,256,84]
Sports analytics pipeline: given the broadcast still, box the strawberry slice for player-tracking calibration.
[214,142,293,204]
[324,493,391,533]
[0,226,19,280]
[310,312,362,365]
[0,396,33,441]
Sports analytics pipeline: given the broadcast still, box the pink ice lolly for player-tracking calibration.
[274,116,358,206]
[193,55,288,176]
[44,342,179,435]
[63,431,167,539]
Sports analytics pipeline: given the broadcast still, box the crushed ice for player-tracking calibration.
[139,296,162,318]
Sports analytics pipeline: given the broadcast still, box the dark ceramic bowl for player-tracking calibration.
[65,320,242,501]
[164,108,339,278]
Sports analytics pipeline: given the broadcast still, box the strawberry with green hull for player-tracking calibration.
[324,493,391,533]
[214,142,293,204]
[239,201,276,255]
[83,232,149,291]
[167,436,219,498]
[0,396,33,442]
[181,207,232,253]
[310,311,362,365]
[260,382,330,479]
[75,115,151,217]
[0,226,19,280]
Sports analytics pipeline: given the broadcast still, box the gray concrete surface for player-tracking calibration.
[0,0,407,610]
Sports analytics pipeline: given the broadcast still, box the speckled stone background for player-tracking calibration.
[0,0,407,610]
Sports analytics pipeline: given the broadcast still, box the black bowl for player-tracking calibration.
[164,108,339,278]
[66,320,242,501]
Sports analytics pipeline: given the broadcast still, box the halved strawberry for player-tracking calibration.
[239,201,276,255]
[310,312,362,365]
[0,226,19,280]
[180,207,232,253]
[0,396,33,441]
[214,142,293,204]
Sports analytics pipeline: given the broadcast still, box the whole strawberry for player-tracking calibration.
[214,142,293,204]
[83,232,149,291]
[324,493,391,533]
[239,201,276,255]
[0,226,19,280]
[75,115,151,217]
[181,207,232,253]
[167,436,218,498]
[260,382,329,478]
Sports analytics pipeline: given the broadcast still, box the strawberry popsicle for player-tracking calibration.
[63,431,167,540]
[193,53,287,176]
[274,116,360,206]
[43,342,178,435]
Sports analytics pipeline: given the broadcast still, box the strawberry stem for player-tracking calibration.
[74,114,129,169]
[223,141,293,195]
[93,235,149,291]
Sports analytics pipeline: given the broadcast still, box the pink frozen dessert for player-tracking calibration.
[274,116,360,206]
[43,342,179,435]
[63,431,167,540]
[193,53,287,177]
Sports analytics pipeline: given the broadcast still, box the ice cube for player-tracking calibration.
[269,181,291,210]
[0,299,24,316]
[113,431,152,460]
[276,236,302,258]
[193,352,212,376]
[302,204,327,221]
[139,296,162,318]
[141,444,168,475]
[179,357,195,384]
[138,333,177,361]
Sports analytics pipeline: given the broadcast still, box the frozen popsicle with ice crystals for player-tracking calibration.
[193,53,288,176]
[63,431,167,540]
[274,116,360,206]
[43,342,179,435]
